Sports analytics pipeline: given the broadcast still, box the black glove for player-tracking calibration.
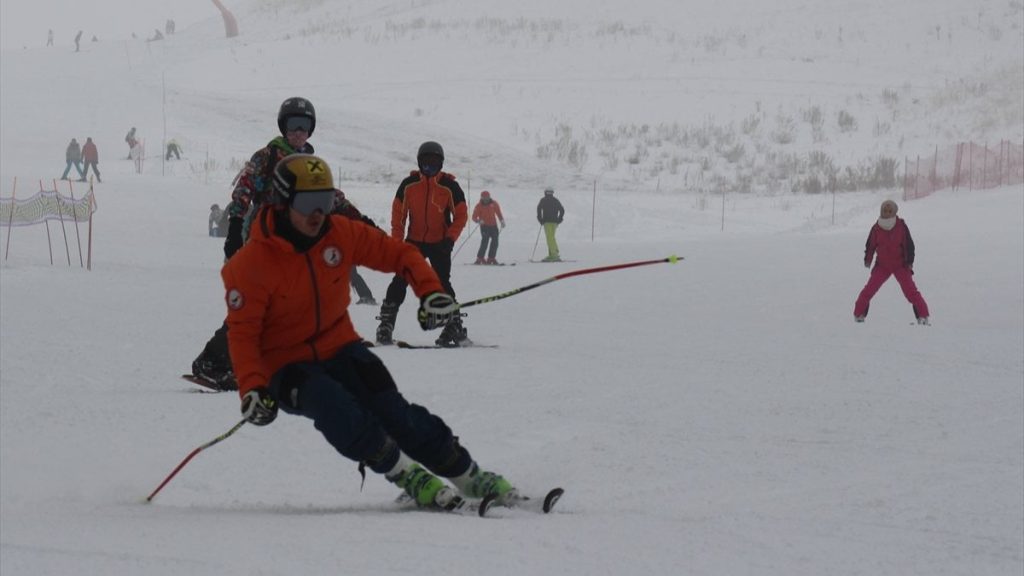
[240,388,277,426]
[223,217,244,260]
[442,237,454,253]
[418,292,458,330]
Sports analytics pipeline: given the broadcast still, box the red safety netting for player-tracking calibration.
[903,140,1024,200]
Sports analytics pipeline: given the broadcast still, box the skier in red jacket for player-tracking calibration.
[471,191,506,265]
[853,200,930,324]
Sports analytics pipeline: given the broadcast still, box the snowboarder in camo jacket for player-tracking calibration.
[190,97,317,390]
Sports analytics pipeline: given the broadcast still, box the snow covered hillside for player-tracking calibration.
[1,1,1022,575]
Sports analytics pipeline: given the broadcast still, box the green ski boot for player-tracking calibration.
[453,463,517,502]
[388,464,460,509]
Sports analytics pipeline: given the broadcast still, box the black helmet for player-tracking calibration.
[277,97,316,137]
[417,141,444,161]
[272,154,334,201]
[544,188,554,195]
[417,141,444,176]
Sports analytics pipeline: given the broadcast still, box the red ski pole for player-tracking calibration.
[458,255,682,310]
[146,419,246,502]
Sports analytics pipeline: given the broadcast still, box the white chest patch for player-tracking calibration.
[322,246,342,267]
[226,288,244,310]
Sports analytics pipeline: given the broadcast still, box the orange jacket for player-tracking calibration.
[391,171,467,244]
[472,200,504,227]
[222,206,444,396]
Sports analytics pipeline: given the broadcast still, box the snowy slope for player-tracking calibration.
[1,1,1022,575]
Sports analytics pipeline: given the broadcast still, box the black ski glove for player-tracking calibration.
[240,388,277,426]
[418,292,458,330]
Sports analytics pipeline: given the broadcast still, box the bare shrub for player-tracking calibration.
[721,143,746,164]
[881,88,900,107]
[771,113,797,144]
[837,110,858,132]
[802,106,824,128]
[740,113,761,135]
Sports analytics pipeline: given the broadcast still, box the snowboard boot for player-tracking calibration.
[434,316,469,348]
[474,257,485,265]
[191,355,237,391]
[486,258,498,265]
[388,464,460,509]
[451,462,517,503]
[375,301,399,345]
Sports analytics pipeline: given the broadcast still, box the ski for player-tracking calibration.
[463,262,516,267]
[395,487,564,517]
[479,487,565,516]
[527,259,577,263]
[181,374,235,393]
[395,340,499,350]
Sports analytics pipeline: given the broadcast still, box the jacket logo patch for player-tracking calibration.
[226,288,244,310]
[322,246,342,267]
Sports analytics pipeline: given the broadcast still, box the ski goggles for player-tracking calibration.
[418,155,443,176]
[284,116,313,133]
[290,190,335,216]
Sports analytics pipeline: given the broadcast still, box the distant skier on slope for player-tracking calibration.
[853,199,931,325]
[471,190,506,265]
[536,187,564,262]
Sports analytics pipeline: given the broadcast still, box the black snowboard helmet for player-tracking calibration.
[417,141,444,176]
[277,97,316,137]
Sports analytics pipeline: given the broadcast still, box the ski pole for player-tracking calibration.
[452,224,478,259]
[458,255,682,310]
[145,418,246,502]
[530,224,542,261]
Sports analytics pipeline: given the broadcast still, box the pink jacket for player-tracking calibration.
[864,217,916,269]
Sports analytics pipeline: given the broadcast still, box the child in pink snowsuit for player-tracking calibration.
[854,200,930,324]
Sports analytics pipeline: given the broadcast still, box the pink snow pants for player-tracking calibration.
[854,265,930,319]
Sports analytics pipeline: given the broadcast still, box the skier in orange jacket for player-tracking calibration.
[375,141,470,347]
[471,190,506,265]
[223,153,516,510]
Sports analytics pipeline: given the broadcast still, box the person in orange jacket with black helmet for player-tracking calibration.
[375,141,470,347]
[225,153,517,510]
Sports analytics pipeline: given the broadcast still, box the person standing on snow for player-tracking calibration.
[471,190,505,265]
[853,199,930,325]
[60,138,85,181]
[223,153,517,510]
[165,139,182,160]
[536,188,564,262]
[125,127,138,159]
[190,97,318,390]
[375,141,470,347]
[80,137,101,182]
